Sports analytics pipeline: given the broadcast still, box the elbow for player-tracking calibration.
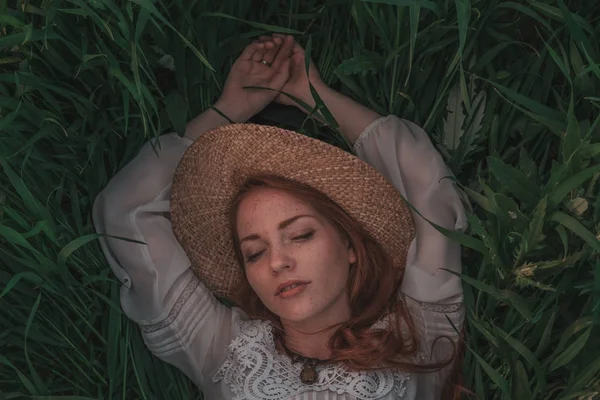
[92,188,132,235]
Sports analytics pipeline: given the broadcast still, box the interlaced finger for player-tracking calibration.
[239,41,265,61]
[251,41,267,62]
[271,35,294,70]
[260,36,283,65]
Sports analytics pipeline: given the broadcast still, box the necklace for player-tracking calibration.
[290,354,330,384]
[278,331,332,385]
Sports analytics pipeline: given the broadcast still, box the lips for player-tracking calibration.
[277,283,309,299]
[275,280,311,296]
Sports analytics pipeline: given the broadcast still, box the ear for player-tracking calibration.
[347,241,357,264]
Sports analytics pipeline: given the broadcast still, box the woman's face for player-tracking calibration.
[236,187,356,325]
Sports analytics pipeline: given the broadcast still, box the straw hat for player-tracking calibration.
[170,123,416,301]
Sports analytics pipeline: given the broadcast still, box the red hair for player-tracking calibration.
[229,174,465,398]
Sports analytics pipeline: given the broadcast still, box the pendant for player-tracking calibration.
[300,364,318,384]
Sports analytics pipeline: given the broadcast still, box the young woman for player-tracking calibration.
[93,34,467,400]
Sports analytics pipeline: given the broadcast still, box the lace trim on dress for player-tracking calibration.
[403,293,463,314]
[213,319,410,400]
[415,301,462,313]
[140,275,200,334]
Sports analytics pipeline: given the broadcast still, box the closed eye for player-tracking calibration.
[245,250,264,264]
[293,231,314,241]
[244,231,315,264]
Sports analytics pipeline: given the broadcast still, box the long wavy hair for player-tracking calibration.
[229,173,465,399]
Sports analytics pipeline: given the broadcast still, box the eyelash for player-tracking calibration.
[244,231,315,264]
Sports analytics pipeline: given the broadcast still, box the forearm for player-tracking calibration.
[184,100,249,142]
[299,83,382,146]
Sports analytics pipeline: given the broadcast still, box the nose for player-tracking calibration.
[269,246,294,274]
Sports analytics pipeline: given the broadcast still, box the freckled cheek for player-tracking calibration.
[248,271,282,303]
[245,272,266,296]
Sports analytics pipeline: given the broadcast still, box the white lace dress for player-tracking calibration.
[93,115,467,400]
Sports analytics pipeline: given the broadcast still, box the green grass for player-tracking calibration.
[1,0,599,398]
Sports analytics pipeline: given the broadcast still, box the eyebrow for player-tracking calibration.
[239,214,314,244]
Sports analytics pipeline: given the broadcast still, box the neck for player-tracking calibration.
[280,300,351,360]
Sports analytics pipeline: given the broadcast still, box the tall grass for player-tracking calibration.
[1,0,599,398]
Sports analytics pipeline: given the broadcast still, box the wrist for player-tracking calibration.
[213,99,252,123]
[295,81,331,113]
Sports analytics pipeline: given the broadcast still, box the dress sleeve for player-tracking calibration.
[354,115,467,398]
[354,115,467,304]
[92,133,245,388]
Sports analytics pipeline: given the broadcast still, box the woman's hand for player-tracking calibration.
[258,34,381,146]
[258,34,325,109]
[215,36,295,123]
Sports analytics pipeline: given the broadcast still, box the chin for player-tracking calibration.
[271,303,317,323]
[280,311,313,323]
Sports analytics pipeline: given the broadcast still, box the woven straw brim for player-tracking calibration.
[170,123,416,301]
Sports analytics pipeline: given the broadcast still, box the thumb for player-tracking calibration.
[271,57,291,89]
